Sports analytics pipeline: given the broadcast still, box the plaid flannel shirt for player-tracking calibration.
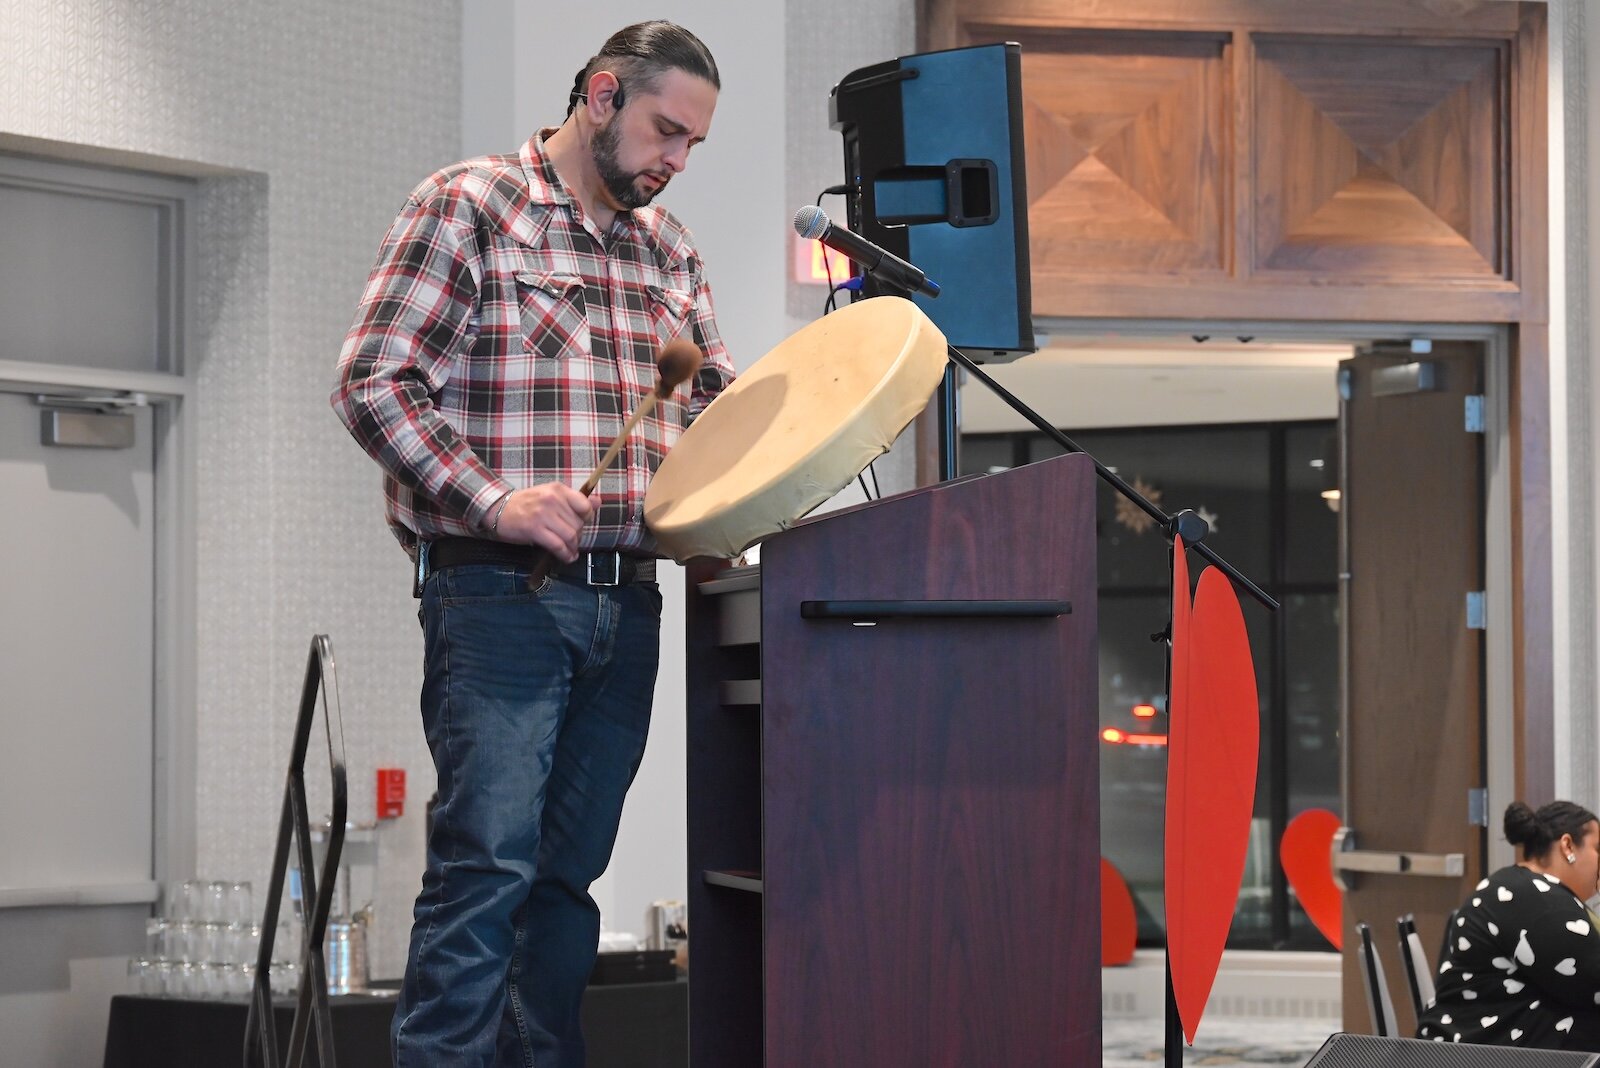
[332,131,736,556]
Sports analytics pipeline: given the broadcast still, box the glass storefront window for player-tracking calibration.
[964,421,1339,950]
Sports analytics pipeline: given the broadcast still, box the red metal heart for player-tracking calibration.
[1166,563,1260,1045]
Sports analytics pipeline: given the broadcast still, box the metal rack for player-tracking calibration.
[245,634,349,1068]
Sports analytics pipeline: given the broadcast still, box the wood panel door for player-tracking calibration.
[1339,342,1485,1036]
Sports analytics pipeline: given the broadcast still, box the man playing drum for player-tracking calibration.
[330,21,735,1067]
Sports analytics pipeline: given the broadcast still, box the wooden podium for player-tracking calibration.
[684,453,1101,1067]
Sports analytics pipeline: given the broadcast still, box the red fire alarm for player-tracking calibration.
[377,768,406,819]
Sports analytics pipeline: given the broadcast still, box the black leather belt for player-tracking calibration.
[424,537,656,586]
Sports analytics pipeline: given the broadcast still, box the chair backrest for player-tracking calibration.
[1357,921,1399,1038]
[1397,913,1437,1017]
[1438,907,1459,972]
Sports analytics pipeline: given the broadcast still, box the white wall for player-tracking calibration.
[1581,0,1600,809]
[0,10,911,1052]
[0,0,462,1056]
[0,0,912,1017]
[1546,0,1600,807]
[786,4,919,503]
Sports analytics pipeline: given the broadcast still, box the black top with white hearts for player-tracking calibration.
[1418,864,1600,1050]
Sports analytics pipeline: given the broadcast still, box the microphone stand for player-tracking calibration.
[947,345,1278,1068]
[860,268,1276,609]
[942,344,1276,611]
[862,270,1278,1068]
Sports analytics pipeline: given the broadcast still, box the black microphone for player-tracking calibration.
[793,205,940,299]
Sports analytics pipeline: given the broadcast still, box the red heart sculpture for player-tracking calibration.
[1166,562,1259,1045]
[1280,807,1343,950]
[1101,857,1138,966]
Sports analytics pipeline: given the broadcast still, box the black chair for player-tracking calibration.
[1396,913,1437,1022]
[1356,921,1399,1038]
[1438,906,1460,970]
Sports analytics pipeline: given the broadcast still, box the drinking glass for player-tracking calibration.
[126,957,161,995]
[204,881,227,924]
[144,917,170,959]
[175,880,205,922]
[227,881,254,925]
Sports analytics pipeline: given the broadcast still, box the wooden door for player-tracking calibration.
[1339,341,1485,1036]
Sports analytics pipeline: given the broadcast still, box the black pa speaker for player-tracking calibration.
[1304,1033,1599,1067]
[830,42,1034,360]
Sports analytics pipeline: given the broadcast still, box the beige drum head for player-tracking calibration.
[645,296,947,561]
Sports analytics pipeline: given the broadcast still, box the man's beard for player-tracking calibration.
[593,121,665,209]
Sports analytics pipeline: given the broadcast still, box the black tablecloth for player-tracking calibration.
[104,981,687,1067]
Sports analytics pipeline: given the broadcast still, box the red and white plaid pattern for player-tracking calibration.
[332,131,736,556]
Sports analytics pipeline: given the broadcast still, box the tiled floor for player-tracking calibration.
[1103,1015,1342,1066]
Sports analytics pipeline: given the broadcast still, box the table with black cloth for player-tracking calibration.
[103,979,688,1067]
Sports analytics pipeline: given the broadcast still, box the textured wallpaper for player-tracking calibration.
[0,0,462,979]
[784,2,918,497]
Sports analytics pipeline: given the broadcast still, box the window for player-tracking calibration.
[962,420,1339,950]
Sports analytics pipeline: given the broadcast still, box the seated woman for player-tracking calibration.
[1419,800,1600,1051]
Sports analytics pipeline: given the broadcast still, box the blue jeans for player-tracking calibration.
[393,565,662,1067]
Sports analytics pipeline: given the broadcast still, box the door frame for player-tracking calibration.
[1030,315,1516,876]
[0,153,198,909]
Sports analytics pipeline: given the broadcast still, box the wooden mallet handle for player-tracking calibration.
[525,339,704,587]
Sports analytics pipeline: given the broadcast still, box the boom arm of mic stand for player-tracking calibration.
[944,345,1280,613]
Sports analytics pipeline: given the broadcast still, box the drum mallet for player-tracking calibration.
[524,338,704,588]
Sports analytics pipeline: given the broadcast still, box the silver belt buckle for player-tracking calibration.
[586,550,622,586]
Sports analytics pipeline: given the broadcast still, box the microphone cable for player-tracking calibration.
[825,276,862,316]
[814,185,859,315]
[812,185,877,501]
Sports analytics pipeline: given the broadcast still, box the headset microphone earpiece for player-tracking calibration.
[573,82,626,111]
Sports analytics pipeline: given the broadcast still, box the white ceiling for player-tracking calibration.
[959,336,1353,433]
